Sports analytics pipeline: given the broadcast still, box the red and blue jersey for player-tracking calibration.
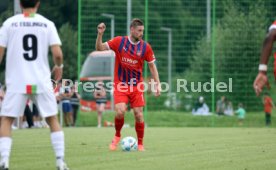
[106,36,155,86]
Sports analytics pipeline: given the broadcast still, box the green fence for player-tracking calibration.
[79,0,276,122]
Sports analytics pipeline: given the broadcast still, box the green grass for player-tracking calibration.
[10,127,276,170]
[77,111,276,127]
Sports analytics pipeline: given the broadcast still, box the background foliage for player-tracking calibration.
[1,0,276,111]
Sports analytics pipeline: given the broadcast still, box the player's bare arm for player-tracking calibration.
[0,46,5,64]
[148,62,161,97]
[96,23,109,51]
[253,29,276,96]
[260,29,276,64]
[51,45,63,81]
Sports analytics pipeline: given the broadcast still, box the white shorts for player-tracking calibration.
[0,92,58,118]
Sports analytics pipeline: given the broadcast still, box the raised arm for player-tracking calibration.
[95,23,109,51]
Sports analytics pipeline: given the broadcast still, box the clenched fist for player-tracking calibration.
[97,23,106,35]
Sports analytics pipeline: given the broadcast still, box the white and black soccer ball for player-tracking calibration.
[120,136,138,151]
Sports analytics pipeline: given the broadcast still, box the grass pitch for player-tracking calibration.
[10,127,276,170]
[78,111,276,127]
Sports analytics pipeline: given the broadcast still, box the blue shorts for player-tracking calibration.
[62,102,72,113]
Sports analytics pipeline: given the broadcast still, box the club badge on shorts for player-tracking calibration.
[26,85,37,94]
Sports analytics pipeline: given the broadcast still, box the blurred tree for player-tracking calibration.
[39,0,77,30]
[58,23,78,80]
[183,0,269,111]
[0,0,9,13]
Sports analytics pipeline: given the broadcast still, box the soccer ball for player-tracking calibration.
[120,136,138,151]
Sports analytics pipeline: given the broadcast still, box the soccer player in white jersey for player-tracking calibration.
[253,21,276,96]
[0,0,69,170]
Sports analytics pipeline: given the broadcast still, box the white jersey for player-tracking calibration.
[0,13,61,93]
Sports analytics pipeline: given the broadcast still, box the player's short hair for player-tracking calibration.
[20,0,39,8]
[130,18,144,28]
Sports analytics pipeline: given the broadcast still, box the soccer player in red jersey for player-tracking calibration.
[96,18,161,151]
[253,21,276,96]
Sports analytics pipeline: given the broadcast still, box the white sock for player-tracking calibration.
[51,131,65,159]
[0,137,12,161]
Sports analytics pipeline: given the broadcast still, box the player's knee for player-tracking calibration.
[45,116,58,126]
[115,109,125,118]
[46,116,62,132]
[134,112,144,122]
[133,108,143,115]
[115,105,126,113]
[46,115,56,122]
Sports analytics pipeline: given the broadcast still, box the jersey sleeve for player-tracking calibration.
[269,21,276,31]
[145,44,156,63]
[106,36,121,51]
[48,22,62,46]
[0,21,8,47]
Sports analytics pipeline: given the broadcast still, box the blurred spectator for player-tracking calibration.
[21,100,48,129]
[192,96,210,116]
[104,120,114,127]
[32,103,48,128]
[224,99,234,116]
[216,96,225,116]
[71,85,80,126]
[94,81,107,128]
[235,103,246,126]
[60,82,73,127]
[262,93,275,126]
[22,100,34,128]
